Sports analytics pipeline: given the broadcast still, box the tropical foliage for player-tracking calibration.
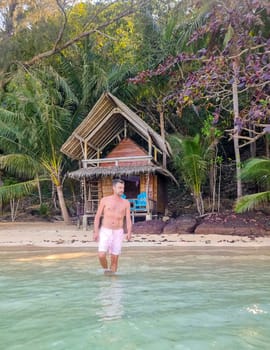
[0,0,269,221]
[235,158,270,212]
[169,134,210,216]
[132,0,270,198]
[0,67,77,223]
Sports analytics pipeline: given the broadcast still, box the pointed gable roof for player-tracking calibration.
[61,92,171,161]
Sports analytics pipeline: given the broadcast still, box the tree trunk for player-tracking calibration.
[56,185,71,224]
[210,159,217,213]
[233,133,242,198]
[36,176,42,205]
[10,198,20,222]
[159,106,167,168]
[232,61,242,198]
[52,183,58,210]
[217,164,222,213]
[195,192,204,216]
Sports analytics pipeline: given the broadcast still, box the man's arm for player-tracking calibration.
[93,198,105,241]
[125,201,132,241]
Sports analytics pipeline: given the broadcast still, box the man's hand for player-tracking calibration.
[93,232,99,242]
[126,232,132,242]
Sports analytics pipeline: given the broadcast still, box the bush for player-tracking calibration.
[39,203,50,217]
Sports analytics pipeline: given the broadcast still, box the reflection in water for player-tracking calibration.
[16,252,93,261]
[96,277,124,321]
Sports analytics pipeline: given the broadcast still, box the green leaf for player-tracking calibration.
[0,179,39,203]
[241,158,270,188]
[0,154,41,178]
[235,191,270,213]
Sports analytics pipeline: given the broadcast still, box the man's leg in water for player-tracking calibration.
[98,227,112,270]
[110,254,119,273]
[98,252,108,269]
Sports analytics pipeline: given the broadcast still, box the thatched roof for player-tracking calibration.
[68,165,177,182]
[61,92,171,160]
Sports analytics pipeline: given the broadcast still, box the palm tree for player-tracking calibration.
[169,134,209,216]
[235,158,270,213]
[0,66,79,223]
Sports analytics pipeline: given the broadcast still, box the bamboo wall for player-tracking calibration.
[101,177,112,197]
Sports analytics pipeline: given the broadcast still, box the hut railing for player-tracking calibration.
[77,198,157,227]
[82,156,152,168]
[83,198,156,213]
[85,199,99,214]
[81,198,156,215]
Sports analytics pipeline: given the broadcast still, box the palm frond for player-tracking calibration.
[41,155,63,186]
[58,54,83,98]
[169,133,208,195]
[45,67,79,106]
[168,134,183,156]
[0,108,21,123]
[241,158,270,186]
[0,126,21,153]
[0,179,41,203]
[235,191,270,213]
[0,154,42,178]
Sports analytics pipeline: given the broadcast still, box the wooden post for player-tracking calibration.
[148,135,152,159]
[83,177,88,230]
[83,178,87,213]
[97,149,100,167]
[154,146,157,162]
[145,173,151,220]
[83,141,88,168]
[124,120,127,138]
[164,177,169,216]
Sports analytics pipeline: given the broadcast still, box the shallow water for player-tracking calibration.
[1,247,270,350]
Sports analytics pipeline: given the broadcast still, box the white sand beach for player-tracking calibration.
[1,221,270,248]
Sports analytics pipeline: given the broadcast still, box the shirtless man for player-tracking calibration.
[93,178,132,273]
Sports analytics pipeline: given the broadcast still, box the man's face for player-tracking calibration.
[113,182,125,196]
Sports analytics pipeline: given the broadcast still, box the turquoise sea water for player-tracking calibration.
[0,247,270,350]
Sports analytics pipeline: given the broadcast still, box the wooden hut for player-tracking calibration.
[61,92,175,227]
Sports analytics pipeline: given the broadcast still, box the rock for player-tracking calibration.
[163,215,197,234]
[195,212,270,236]
[133,220,166,235]
[195,223,234,235]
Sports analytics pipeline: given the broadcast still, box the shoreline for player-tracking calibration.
[1,221,270,249]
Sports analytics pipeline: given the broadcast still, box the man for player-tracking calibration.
[93,178,132,273]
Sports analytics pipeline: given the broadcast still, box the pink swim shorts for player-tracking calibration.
[98,226,124,255]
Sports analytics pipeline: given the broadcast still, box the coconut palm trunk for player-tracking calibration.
[42,157,71,225]
[56,184,71,224]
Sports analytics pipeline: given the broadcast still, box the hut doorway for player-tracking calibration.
[122,176,140,199]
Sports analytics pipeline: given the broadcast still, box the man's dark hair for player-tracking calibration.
[112,178,124,186]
